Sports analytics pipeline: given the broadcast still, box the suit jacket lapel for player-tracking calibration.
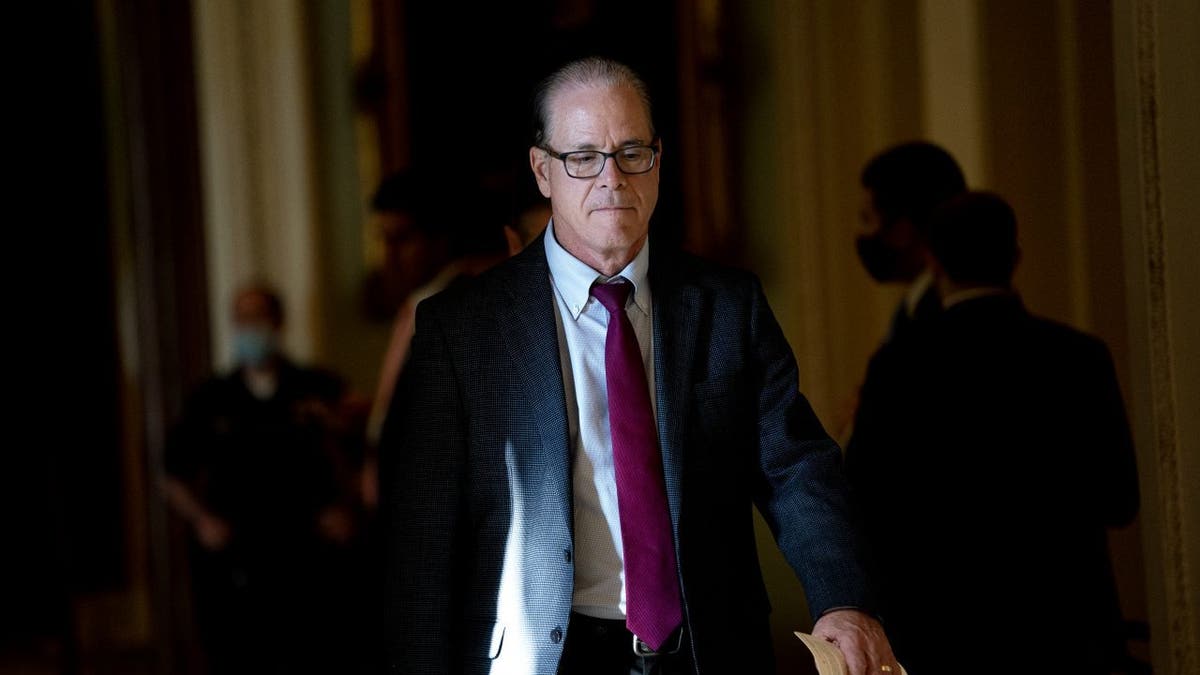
[497,239,572,516]
[650,256,703,537]
[495,237,701,543]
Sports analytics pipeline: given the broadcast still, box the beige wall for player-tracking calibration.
[191,0,389,394]
[734,0,928,658]
[192,0,324,371]
[306,0,394,396]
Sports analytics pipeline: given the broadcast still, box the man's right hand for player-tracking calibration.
[195,513,231,551]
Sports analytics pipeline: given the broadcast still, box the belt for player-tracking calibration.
[633,628,684,657]
[569,612,685,657]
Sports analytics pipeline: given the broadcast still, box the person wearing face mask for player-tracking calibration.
[856,142,967,342]
[830,143,969,443]
[163,284,359,674]
[845,193,1140,673]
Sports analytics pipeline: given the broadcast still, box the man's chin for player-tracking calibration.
[588,208,642,229]
[590,206,635,216]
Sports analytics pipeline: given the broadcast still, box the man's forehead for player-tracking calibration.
[548,84,653,144]
[235,292,272,314]
[236,292,268,308]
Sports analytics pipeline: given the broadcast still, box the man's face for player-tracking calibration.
[377,211,431,288]
[232,290,281,368]
[530,83,659,269]
[856,188,923,282]
[858,189,886,238]
[233,291,280,333]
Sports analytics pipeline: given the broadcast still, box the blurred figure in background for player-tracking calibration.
[163,284,359,674]
[505,170,552,257]
[834,141,969,440]
[362,169,452,457]
[362,170,451,323]
[355,166,544,540]
[363,171,543,471]
[856,141,967,341]
[845,192,1140,674]
[348,173,539,673]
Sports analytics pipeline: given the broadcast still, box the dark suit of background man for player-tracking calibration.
[845,192,1141,674]
[856,142,967,342]
[382,57,898,674]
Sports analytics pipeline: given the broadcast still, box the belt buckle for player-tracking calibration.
[632,630,683,657]
[632,635,658,657]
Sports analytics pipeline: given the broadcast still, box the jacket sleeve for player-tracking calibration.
[381,299,468,673]
[746,277,875,618]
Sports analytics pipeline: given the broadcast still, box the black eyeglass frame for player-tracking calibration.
[538,142,661,178]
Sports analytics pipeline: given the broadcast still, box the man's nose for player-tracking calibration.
[595,153,626,188]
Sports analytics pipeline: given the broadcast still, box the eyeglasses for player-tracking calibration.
[539,144,659,179]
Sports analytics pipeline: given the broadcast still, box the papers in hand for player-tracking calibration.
[793,632,909,675]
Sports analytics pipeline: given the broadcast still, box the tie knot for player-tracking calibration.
[590,278,633,314]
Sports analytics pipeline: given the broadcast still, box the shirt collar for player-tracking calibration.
[904,269,935,317]
[943,286,1013,309]
[544,219,652,320]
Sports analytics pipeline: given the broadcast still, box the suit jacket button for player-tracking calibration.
[564,549,572,563]
[550,627,563,644]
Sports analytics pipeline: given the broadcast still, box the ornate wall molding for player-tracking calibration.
[1130,0,1196,671]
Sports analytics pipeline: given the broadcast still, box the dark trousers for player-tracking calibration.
[557,612,693,675]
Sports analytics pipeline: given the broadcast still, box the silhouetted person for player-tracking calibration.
[350,175,529,675]
[164,284,357,674]
[504,163,553,256]
[845,192,1140,674]
[364,174,515,473]
[856,141,967,341]
[362,170,453,322]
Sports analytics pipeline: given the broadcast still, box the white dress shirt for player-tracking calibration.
[903,269,935,318]
[942,285,1013,309]
[543,220,657,620]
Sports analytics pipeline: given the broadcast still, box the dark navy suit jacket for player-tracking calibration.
[846,294,1139,673]
[383,234,872,673]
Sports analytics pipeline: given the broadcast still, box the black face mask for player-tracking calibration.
[856,233,907,282]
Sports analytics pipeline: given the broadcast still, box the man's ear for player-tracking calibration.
[504,225,523,257]
[529,146,552,198]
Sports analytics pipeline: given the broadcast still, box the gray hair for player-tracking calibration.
[531,57,655,147]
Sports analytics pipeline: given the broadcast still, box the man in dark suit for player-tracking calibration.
[855,142,967,342]
[382,57,897,674]
[845,192,1140,673]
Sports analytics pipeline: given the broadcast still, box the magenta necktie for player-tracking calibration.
[590,278,682,651]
